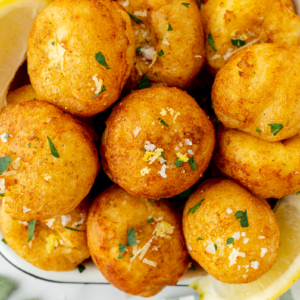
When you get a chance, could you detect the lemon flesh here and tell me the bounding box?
[191,194,300,300]
[0,0,51,108]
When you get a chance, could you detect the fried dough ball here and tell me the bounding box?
[119,0,205,89]
[1,85,37,114]
[0,100,99,221]
[212,44,300,142]
[87,184,188,297]
[100,86,215,199]
[182,178,280,284]
[27,0,135,117]
[215,126,300,199]
[0,199,90,271]
[201,0,300,74]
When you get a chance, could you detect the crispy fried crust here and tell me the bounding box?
[120,0,205,89]
[182,178,280,283]
[0,100,99,220]
[0,200,90,271]
[27,0,135,117]
[87,184,188,297]
[100,86,215,199]
[201,0,300,74]
[212,44,300,142]
[215,126,300,199]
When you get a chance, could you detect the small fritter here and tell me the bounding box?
[27,0,135,117]
[0,199,90,271]
[182,178,280,284]
[100,86,215,199]
[0,100,99,221]
[215,126,300,199]
[87,184,188,297]
[212,44,300,142]
[119,0,205,89]
[201,0,300,74]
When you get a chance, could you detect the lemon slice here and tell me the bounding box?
[190,194,300,300]
[0,0,51,109]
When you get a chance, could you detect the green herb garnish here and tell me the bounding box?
[51,41,55,46]
[181,2,190,7]
[27,143,31,148]
[28,220,37,242]
[92,85,106,98]
[94,52,111,69]
[138,74,151,89]
[141,148,146,152]
[128,12,142,24]
[137,47,143,55]
[63,226,85,232]
[34,136,39,140]
[256,127,262,133]
[296,192,300,195]
[0,155,11,175]
[147,218,154,223]
[154,72,158,77]
[0,194,5,197]
[78,264,85,273]
[159,119,169,127]
[234,210,249,228]
[157,49,164,57]
[178,188,192,198]
[188,157,197,171]
[226,238,234,245]
[145,38,149,45]
[4,133,9,140]
[187,199,204,215]
[47,136,60,158]
[268,123,283,136]
[2,238,7,244]
[127,228,137,246]
[196,237,203,241]
[208,33,217,52]
[174,158,183,167]
[150,198,162,203]
[214,244,217,251]
[168,23,173,31]
[161,151,167,165]
[231,39,246,48]
[188,265,196,271]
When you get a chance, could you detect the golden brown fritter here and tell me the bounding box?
[87,184,188,297]
[182,178,280,284]
[0,100,99,221]
[27,0,135,117]
[0,200,90,271]
[100,86,215,199]
[215,126,300,199]
[201,0,300,74]
[212,44,300,142]
[119,0,205,89]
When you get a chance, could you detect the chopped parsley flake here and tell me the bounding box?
[214,244,217,251]
[94,52,111,69]
[188,157,197,171]
[154,72,158,77]
[181,2,190,7]
[157,49,164,57]
[188,265,196,271]
[0,194,5,197]
[196,237,203,241]
[47,136,60,158]
[178,188,192,198]
[4,133,9,139]
[127,228,137,246]
[34,136,39,140]
[256,127,262,133]
[78,264,85,273]
[231,39,246,48]
[159,119,169,127]
[226,238,234,245]
[28,220,36,242]
[27,143,31,148]
[208,33,217,52]
[51,41,55,46]
[296,192,300,195]
[168,23,173,31]
[63,226,85,232]
[118,254,123,259]
[137,47,142,55]
[145,38,149,45]
[175,158,183,167]
[2,238,7,244]
[138,74,151,89]
[128,12,142,24]
[187,199,204,215]
[234,210,249,228]
[161,151,167,165]
[92,85,106,98]
[141,148,146,152]
[147,218,154,223]
[0,155,11,175]
[118,243,127,259]
[268,123,283,136]
[150,198,162,203]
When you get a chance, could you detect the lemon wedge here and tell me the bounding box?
[0,0,51,109]
[190,194,300,300]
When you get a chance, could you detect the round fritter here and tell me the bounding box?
[201,0,300,75]
[182,178,280,284]
[100,86,215,199]
[212,44,300,142]
[0,100,99,221]
[87,184,188,297]
[27,0,135,117]
[215,126,300,199]
[118,0,205,89]
[0,199,90,271]
[1,85,37,114]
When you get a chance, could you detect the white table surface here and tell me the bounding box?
[0,255,198,300]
